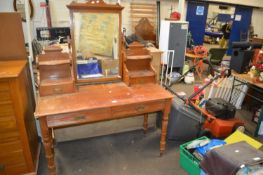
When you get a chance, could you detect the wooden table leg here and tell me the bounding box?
[143,114,148,134]
[39,117,56,175]
[160,100,172,156]
[194,57,203,79]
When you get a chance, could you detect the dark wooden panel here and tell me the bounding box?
[0,13,27,60]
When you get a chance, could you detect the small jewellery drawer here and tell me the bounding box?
[39,81,76,96]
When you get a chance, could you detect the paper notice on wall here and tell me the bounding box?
[235,15,242,21]
[196,6,204,16]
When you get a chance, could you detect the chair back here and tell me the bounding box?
[209,48,227,65]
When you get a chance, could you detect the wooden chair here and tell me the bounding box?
[135,17,157,46]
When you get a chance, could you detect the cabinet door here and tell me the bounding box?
[168,23,188,68]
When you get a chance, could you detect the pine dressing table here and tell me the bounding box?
[35,1,173,175]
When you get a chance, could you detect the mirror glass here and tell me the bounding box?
[73,12,120,80]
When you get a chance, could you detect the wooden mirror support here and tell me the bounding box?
[67,0,124,85]
[13,0,34,22]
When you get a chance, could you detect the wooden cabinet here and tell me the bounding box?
[0,60,39,175]
[37,46,76,96]
[147,47,162,83]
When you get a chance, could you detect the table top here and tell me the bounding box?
[35,83,173,118]
[0,60,27,78]
[232,72,263,89]
[185,52,207,59]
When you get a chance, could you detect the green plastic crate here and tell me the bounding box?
[179,136,209,175]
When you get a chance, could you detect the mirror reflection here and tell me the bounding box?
[73,12,120,80]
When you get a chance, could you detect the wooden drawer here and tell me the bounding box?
[0,91,11,104]
[0,82,9,92]
[47,108,111,128]
[0,141,23,157]
[39,80,76,96]
[0,117,18,134]
[0,116,20,143]
[0,163,28,175]
[0,131,20,143]
[0,104,14,118]
[0,150,26,166]
[112,100,164,117]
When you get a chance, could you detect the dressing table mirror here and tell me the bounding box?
[67,0,124,84]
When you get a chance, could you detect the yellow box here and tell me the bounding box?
[225,130,262,149]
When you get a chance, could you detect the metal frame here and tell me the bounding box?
[230,76,263,136]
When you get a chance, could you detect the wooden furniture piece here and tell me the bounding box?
[67,0,124,84]
[0,60,39,175]
[147,47,162,82]
[232,72,263,89]
[35,82,173,175]
[135,17,157,46]
[37,46,76,96]
[123,42,156,86]
[0,13,27,60]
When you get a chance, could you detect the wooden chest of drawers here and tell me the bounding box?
[0,60,39,175]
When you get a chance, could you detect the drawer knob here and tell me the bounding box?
[0,164,5,172]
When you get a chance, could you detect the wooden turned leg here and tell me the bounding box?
[49,128,55,155]
[160,100,172,156]
[143,114,148,134]
[39,117,56,175]
[197,59,203,79]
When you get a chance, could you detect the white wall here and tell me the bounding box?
[252,8,263,38]
[49,0,71,27]
[1,0,263,39]
[0,0,48,43]
[48,0,187,36]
